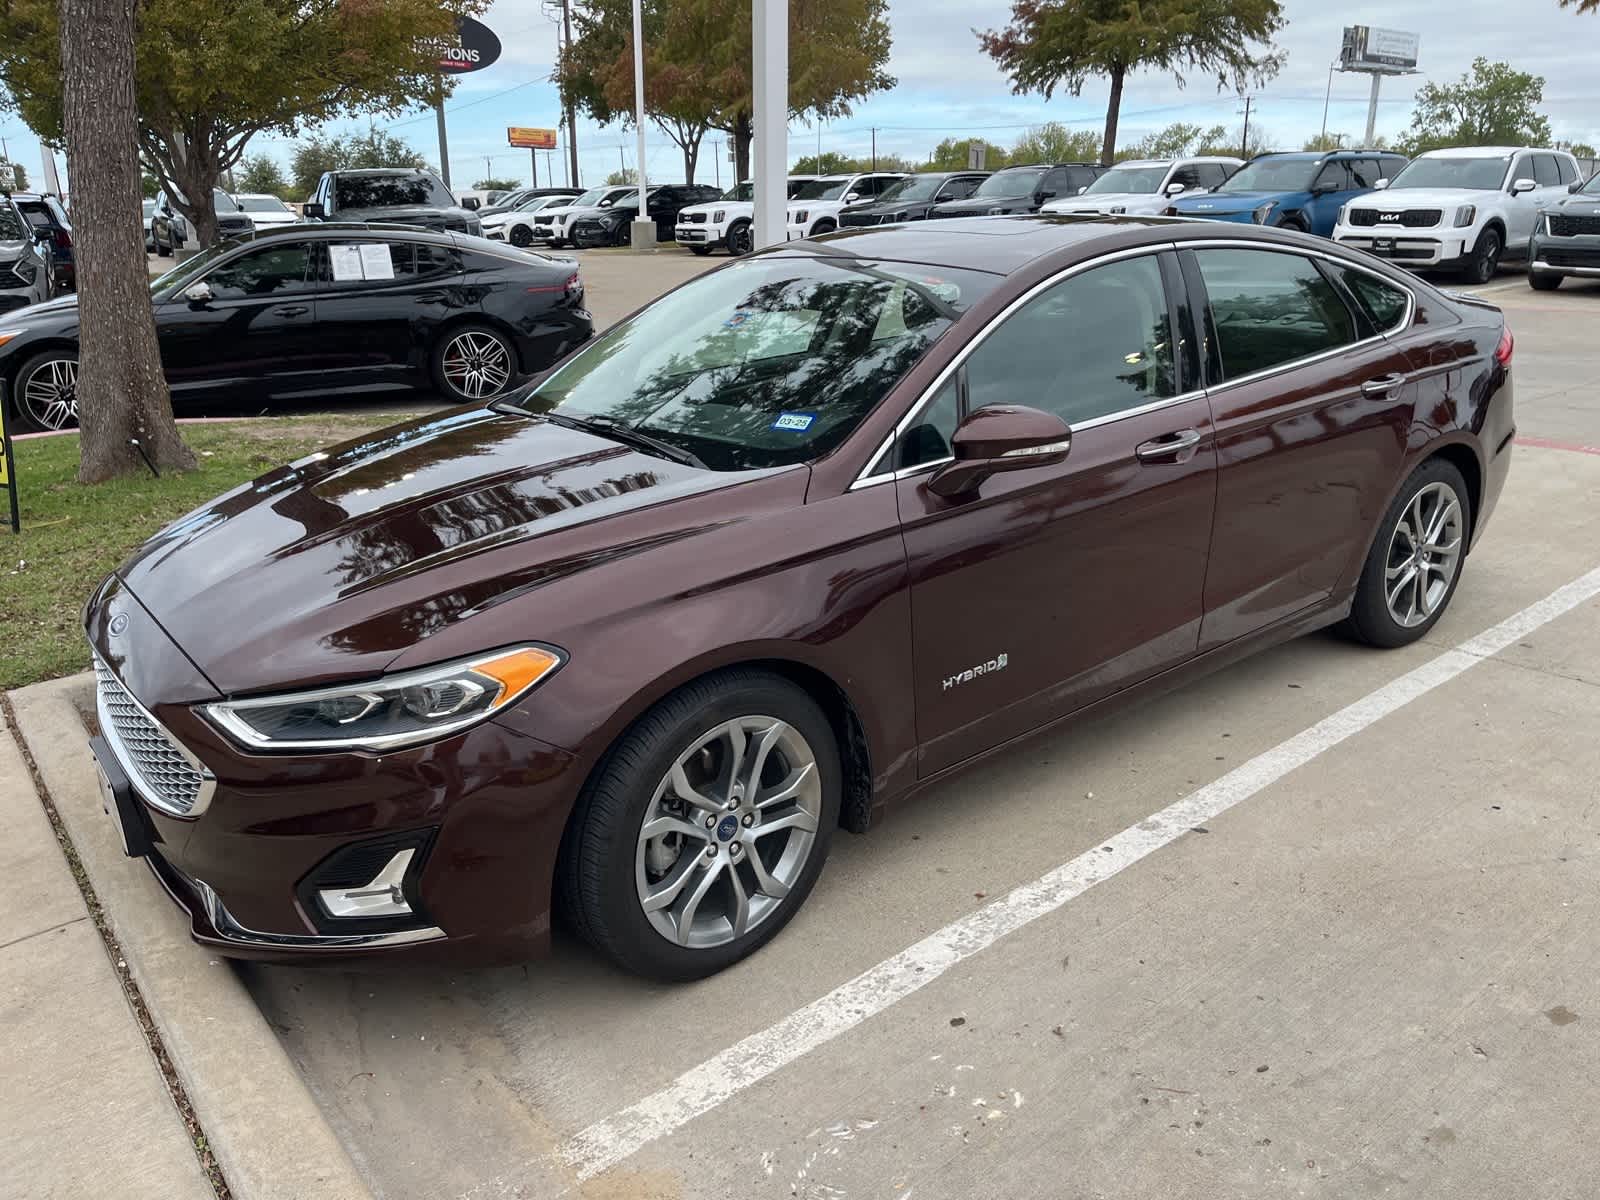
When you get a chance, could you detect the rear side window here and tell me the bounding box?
[938,177,983,201]
[205,242,312,298]
[1169,164,1203,189]
[1533,155,1561,187]
[1193,249,1357,380]
[1332,265,1410,332]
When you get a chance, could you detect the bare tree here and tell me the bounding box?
[60,0,194,481]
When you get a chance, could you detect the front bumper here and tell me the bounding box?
[1334,232,1467,266]
[674,224,723,245]
[86,575,582,964]
[1530,232,1600,277]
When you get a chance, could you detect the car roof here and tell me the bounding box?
[1417,145,1551,157]
[333,167,431,176]
[248,221,457,247]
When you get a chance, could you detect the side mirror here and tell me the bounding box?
[461,197,481,211]
[844,192,860,203]
[1511,178,1537,195]
[303,201,326,219]
[927,405,1071,499]
[1164,182,1187,196]
[1373,178,1391,190]
[1312,180,1340,195]
[1035,189,1057,202]
[1076,185,1089,195]
[1569,179,1585,193]
[182,281,213,305]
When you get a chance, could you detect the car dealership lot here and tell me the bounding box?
[227,272,1600,1199]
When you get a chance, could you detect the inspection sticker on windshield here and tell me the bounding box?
[772,412,815,432]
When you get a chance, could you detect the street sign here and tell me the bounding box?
[1339,26,1420,72]
[967,143,987,171]
[0,380,20,533]
[429,15,501,74]
[508,127,558,150]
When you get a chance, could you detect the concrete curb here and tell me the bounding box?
[9,674,374,1200]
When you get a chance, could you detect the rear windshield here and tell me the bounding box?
[336,173,452,209]
[237,196,291,213]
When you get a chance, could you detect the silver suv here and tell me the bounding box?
[0,193,51,315]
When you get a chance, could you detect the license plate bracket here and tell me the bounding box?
[1374,237,1396,254]
[88,735,153,858]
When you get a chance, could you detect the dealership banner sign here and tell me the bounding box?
[508,127,559,150]
[0,381,19,533]
[427,15,502,74]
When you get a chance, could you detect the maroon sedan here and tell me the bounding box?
[86,216,1514,979]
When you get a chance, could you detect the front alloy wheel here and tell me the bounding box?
[725,221,753,256]
[1464,229,1502,285]
[14,352,80,432]
[508,224,534,248]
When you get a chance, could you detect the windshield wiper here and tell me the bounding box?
[543,412,708,470]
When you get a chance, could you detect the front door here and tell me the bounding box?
[894,251,1217,776]
[156,239,317,398]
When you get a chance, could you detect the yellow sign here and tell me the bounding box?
[508,126,559,150]
[0,380,17,532]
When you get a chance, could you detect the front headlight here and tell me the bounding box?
[0,326,25,348]
[1454,206,1477,228]
[9,258,37,285]
[1252,202,1276,224]
[713,209,726,223]
[201,645,563,752]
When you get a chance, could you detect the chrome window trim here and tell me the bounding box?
[849,237,1419,492]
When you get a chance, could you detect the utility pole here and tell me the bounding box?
[1320,65,1335,145]
[530,148,538,186]
[561,0,579,190]
[871,127,877,172]
[434,75,451,188]
[1239,95,1252,159]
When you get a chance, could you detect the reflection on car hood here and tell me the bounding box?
[115,408,781,693]
[1543,193,1600,212]
[334,204,477,228]
[1042,193,1172,215]
[1348,187,1487,209]
[0,292,79,327]
[930,195,1031,214]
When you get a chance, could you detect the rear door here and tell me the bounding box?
[1185,244,1420,648]
[894,249,1217,775]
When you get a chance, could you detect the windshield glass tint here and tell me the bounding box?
[142,199,157,218]
[335,174,450,209]
[237,196,289,212]
[876,175,943,203]
[515,257,999,471]
[791,179,850,201]
[1389,157,1510,190]
[974,169,1042,199]
[1218,159,1320,192]
[1084,165,1168,195]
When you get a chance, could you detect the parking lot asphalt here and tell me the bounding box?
[232,267,1600,1200]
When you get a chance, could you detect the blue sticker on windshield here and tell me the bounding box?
[772,412,815,432]
[724,310,752,328]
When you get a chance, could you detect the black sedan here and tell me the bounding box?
[0,224,592,432]
[837,172,990,227]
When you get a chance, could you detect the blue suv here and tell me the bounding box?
[1166,150,1408,237]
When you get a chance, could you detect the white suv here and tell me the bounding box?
[674,178,818,257]
[787,173,906,239]
[525,185,638,248]
[1042,156,1242,216]
[1333,146,1582,283]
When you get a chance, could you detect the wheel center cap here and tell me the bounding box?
[715,815,739,842]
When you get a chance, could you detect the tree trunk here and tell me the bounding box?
[61,0,195,482]
[734,111,752,183]
[1101,64,1125,166]
[682,129,702,186]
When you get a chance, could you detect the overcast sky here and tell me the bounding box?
[8,1,1598,192]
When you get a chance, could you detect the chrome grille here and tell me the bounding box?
[94,656,211,817]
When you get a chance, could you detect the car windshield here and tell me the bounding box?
[791,178,851,201]
[1583,172,1600,195]
[335,173,451,209]
[212,189,242,213]
[237,196,290,213]
[875,175,945,203]
[724,183,753,201]
[148,240,237,296]
[1083,165,1169,195]
[1216,159,1320,193]
[1388,157,1510,191]
[974,169,1043,199]
[507,256,999,471]
[0,201,25,240]
[599,187,639,206]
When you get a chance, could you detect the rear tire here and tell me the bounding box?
[1528,269,1561,292]
[558,669,840,980]
[1338,458,1471,649]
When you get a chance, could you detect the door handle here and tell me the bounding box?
[271,305,309,317]
[1361,373,1406,397]
[1135,428,1202,463]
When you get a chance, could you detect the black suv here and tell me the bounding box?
[927,163,1106,219]
[838,172,991,227]
[305,169,483,236]
[568,184,722,247]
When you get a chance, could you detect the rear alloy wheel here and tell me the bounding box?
[1528,270,1561,292]
[1464,228,1502,285]
[559,670,840,979]
[1340,459,1470,648]
[433,326,515,403]
[13,351,81,433]
[508,224,534,248]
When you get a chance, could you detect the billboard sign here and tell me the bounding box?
[508,127,559,150]
[1340,26,1420,71]
[428,15,501,74]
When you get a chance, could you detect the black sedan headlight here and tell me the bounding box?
[202,645,563,752]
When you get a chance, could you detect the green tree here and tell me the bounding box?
[286,127,426,198]
[1559,0,1599,11]
[1559,141,1596,158]
[289,133,348,199]
[0,0,477,247]
[473,177,520,191]
[789,151,862,175]
[1198,122,1272,158]
[139,169,160,197]
[1114,122,1218,161]
[1301,132,1346,152]
[236,153,288,197]
[1009,121,1101,164]
[923,137,1008,171]
[605,167,639,186]
[1397,58,1552,156]
[0,157,25,189]
[978,0,1285,164]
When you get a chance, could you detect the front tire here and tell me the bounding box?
[812,218,837,235]
[559,669,841,980]
[1528,269,1561,292]
[1463,228,1502,285]
[431,324,516,403]
[12,350,81,433]
[1339,458,1471,648]
[689,244,712,256]
[508,224,534,248]
[725,220,753,257]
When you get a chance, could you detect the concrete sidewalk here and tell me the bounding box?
[0,702,214,1199]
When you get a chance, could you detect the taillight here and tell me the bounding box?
[1494,325,1513,367]
[52,228,72,252]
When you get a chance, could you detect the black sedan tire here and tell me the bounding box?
[558,668,840,980]
[431,324,517,403]
[11,349,81,433]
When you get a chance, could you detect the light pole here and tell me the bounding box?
[628,0,653,247]
[1320,63,1335,145]
[752,0,788,249]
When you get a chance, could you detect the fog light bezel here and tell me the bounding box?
[295,828,439,936]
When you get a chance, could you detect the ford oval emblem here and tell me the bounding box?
[108,613,129,636]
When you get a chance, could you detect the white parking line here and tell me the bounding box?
[557,566,1600,1183]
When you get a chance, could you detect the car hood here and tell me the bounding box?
[679,201,753,218]
[788,198,848,215]
[0,291,79,327]
[843,199,936,219]
[1544,192,1600,212]
[335,204,478,227]
[1347,187,1486,210]
[930,195,1033,215]
[114,407,791,694]
[1042,192,1170,214]
[1170,191,1287,216]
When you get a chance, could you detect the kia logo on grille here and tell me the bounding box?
[1378,212,1401,222]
